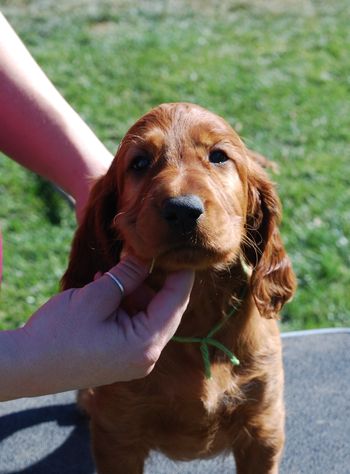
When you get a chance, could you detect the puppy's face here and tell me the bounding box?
[113,103,249,271]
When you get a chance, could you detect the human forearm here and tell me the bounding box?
[0,328,30,401]
[0,13,113,214]
[0,324,91,401]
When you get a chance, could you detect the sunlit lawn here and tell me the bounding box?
[1,0,349,330]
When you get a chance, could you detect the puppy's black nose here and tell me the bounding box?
[162,195,204,232]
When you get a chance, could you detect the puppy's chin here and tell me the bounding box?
[123,240,240,272]
[153,247,239,272]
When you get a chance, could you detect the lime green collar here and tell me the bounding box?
[172,286,247,379]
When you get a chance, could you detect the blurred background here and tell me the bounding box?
[0,0,349,331]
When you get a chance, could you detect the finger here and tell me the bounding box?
[83,256,150,316]
[94,271,103,281]
[106,256,150,296]
[134,269,194,345]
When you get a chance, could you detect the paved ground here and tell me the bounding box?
[0,330,349,474]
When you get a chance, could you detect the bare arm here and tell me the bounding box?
[0,12,113,218]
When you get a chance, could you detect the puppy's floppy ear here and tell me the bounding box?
[243,159,296,319]
[61,167,122,290]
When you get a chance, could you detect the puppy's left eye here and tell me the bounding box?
[209,150,229,164]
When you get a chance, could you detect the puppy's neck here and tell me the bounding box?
[192,263,248,306]
[148,260,249,338]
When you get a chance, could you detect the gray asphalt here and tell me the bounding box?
[0,331,349,474]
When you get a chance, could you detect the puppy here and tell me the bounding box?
[62,103,296,474]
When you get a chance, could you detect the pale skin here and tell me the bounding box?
[0,14,194,401]
[0,12,112,221]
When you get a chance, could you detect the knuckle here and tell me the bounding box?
[134,342,162,374]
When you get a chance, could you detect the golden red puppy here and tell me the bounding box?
[62,103,296,474]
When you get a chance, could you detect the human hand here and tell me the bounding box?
[12,257,194,397]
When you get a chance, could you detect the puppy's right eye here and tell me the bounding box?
[130,155,151,172]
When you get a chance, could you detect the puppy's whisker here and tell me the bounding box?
[149,257,156,274]
[241,234,262,268]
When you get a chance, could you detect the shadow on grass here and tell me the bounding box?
[33,176,71,226]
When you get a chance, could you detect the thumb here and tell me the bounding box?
[83,256,150,316]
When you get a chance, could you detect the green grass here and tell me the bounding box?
[1,0,349,331]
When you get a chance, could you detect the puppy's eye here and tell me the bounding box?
[209,150,229,164]
[130,155,151,171]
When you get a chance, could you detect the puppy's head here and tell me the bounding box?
[62,103,296,318]
[113,103,247,271]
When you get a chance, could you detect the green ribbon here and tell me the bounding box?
[171,287,246,379]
